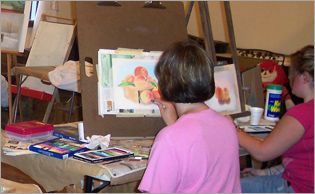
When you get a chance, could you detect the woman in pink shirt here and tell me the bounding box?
[138,41,241,193]
[238,45,314,193]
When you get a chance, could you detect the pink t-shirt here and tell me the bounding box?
[138,109,241,193]
[282,99,314,193]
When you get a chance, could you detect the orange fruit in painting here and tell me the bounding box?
[215,87,224,104]
[134,75,154,91]
[134,66,148,78]
[152,87,161,99]
[123,86,139,103]
[140,90,154,104]
[223,87,231,104]
[124,75,135,83]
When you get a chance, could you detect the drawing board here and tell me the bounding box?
[76,1,188,137]
[21,21,75,94]
[241,66,264,108]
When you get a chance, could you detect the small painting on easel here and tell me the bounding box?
[97,49,162,116]
[205,64,242,115]
[1,1,31,52]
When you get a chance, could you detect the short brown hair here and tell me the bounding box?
[155,40,215,103]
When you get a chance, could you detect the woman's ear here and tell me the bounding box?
[302,72,313,84]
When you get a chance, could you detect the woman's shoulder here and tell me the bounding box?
[285,99,314,129]
[287,99,314,114]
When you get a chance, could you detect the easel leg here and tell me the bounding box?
[43,88,58,123]
[84,176,110,193]
[68,91,76,122]
[6,54,13,124]
[84,176,93,193]
[13,73,27,123]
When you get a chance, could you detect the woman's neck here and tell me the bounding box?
[304,92,314,102]
[175,102,209,117]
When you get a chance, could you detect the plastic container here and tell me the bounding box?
[5,120,54,141]
[264,84,282,121]
[5,130,53,141]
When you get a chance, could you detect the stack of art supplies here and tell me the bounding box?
[4,120,54,141]
[3,121,90,159]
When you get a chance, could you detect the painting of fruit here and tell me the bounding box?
[98,50,162,115]
[205,64,242,115]
[215,86,231,105]
[118,66,160,104]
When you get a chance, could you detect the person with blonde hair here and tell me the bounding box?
[238,45,314,193]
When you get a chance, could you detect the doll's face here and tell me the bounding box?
[259,60,289,85]
[261,66,277,83]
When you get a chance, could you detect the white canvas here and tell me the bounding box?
[22,21,75,95]
[205,64,242,115]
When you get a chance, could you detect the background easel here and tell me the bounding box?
[1,50,23,124]
[11,14,76,124]
[186,1,247,117]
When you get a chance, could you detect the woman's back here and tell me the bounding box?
[282,99,314,193]
[139,108,241,193]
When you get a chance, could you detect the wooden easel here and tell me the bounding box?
[1,50,23,124]
[186,2,247,117]
[76,1,188,137]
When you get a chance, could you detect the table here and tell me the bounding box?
[1,125,153,192]
[1,122,255,192]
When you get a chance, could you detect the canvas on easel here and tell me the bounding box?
[98,49,162,116]
[205,64,242,115]
[1,1,31,52]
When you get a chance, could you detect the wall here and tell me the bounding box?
[26,1,314,55]
[186,1,314,55]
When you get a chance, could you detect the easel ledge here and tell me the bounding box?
[2,49,24,124]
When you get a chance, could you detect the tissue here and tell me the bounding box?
[85,134,111,149]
